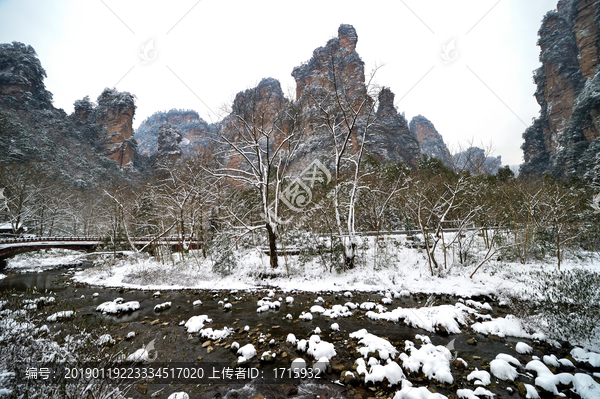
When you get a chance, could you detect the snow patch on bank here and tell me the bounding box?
[6,249,85,272]
[472,315,545,340]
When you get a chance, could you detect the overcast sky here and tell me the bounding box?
[0,0,558,166]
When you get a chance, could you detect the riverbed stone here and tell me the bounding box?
[202,340,211,347]
[136,384,148,394]
[332,363,345,373]
[453,358,467,369]
[150,319,160,325]
[516,382,527,397]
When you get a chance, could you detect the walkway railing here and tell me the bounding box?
[0,236,200,245]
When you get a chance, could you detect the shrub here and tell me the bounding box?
[208,233,237,276]
[511,268,600,346]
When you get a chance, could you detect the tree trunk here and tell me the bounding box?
[344,241,356,270]
[265,222,279,269]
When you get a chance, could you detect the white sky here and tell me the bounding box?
[0,0,558,165]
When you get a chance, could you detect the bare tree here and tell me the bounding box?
[498,178,543,264]
[302,55,382,269]
[0,163,48,235]
[538,176,585,269]
[214,79,304,269]
[405,173,475,275]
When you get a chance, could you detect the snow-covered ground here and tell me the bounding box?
[71,234,600,300]
[5,248,85,272]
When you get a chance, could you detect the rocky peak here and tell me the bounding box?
[135,109,216,157]
[453,146,502,175]
[291,24,366,105]
[369,87,420,166]
[288,25,420,167]
[409,115,452,166]
[232,77,285,119]
[338,24,358,51]
[73,95,95,124]
[0,41,143,187]
[376,87,396,117]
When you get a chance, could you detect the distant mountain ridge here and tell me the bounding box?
[1,23,514,184]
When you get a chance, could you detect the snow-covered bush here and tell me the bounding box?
[208,233,237,276]
[512,268,600,345]
[0,292,130,398]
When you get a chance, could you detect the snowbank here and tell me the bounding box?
[367,303,470,333]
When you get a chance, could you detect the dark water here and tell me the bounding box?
[0,264,591,399]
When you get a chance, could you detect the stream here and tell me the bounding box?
[0,262,596,399]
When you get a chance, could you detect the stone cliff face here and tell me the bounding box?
[574,0,600,80]
[157,123,183,161]
[141,25,424,170]
[95,88,136,168]
[369,88,420,165]
[0,42,53,109]
[219,77,290,173]
[409,115,452,166]
[135,109,216,157]
[521,0,600,179]
[71,89,137,169]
